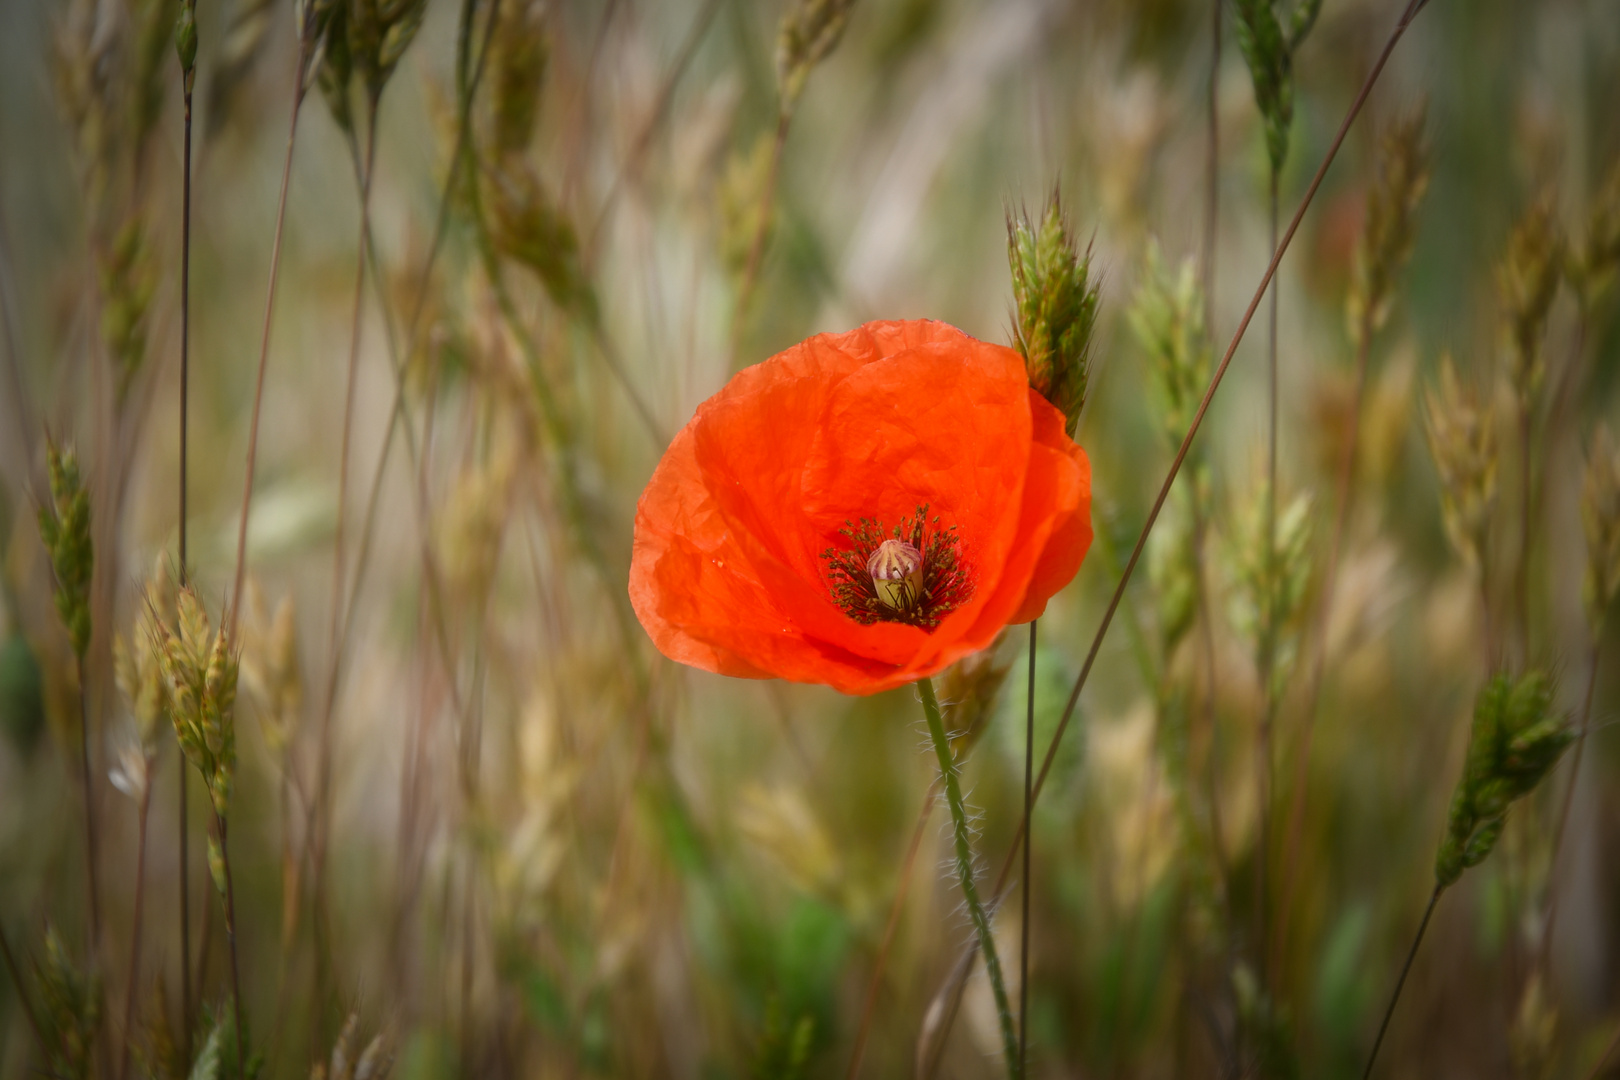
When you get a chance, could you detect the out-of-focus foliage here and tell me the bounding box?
[2,1,1619,1078]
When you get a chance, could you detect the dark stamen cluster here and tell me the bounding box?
[822,504,972,628]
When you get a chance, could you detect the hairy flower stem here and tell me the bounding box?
[118,785,151,1080]
[918,677,1021,1080]
[919,7,1429,1058]
[178,65,195,1063]
[844,783,939,1080]
[1274,307,1375,969]
[1020,620,1036,1072]
[215,812,247,1080]
[1362,885,1441,1079]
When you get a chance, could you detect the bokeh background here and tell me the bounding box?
[1,0,1619,1076]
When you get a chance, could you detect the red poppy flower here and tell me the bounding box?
[630,319,1093,695]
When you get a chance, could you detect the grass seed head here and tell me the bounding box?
[1581,424,1620,635]
[1008,189,1100,436]
[1499,193,1563,407]
[1348,107,1431,341]
[1128,240,1210,450]
[1422,354,1498,571]
[38,441,94,659]
[1435,671,1572,888]
[776,0,858,114]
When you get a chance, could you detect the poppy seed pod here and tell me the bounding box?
[630,319,1093,695]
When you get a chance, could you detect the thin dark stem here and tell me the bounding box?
[179,93,192,585]
[75,656,101,965]
[1275,310,1375,968]
[178,755,191,1064]
[311,95,380,1045]
[178,72,195,1069]
[922,9,1428,1050]
[1020,619,1036,1072]
[1030,0,1428,858]
[1203,0,1220,338]
[0,191,33,475]
[584,0,724,260]
[1255,166,1281,987]
[1197,0,1226,900]
[844,784,939,1080]
[1191,486,1230,894]
[1517,403,1533,664]
[919,677,1021,1080]
[1538,641,1599,973]
[118,785,152,1080]
[229,63,310,633]
[1362,885,1442,1080]
[730,109,791,359]
[0,923,48,1058]
[215,812,246,1080]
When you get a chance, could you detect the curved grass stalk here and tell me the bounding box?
[916,3,1431,1062]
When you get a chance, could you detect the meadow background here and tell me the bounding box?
[1,0,1619,1076]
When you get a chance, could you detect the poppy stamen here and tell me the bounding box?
[822,504,972,629]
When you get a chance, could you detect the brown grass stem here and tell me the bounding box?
[74,656,102,968]
[214,811,247,1080]
[0,923,48,1059]
[1256,165,1282,988]
[1191,489,1231,895]
[1516,401,1534,663]
[844,781,939,1080]
[228,51,314,633]
[730,109,791,359]
[0,197,32,475]
[117,783,152,1080]
[1203,0,1220,338]
[178,63,196,1065]
[310,95,381,1043]
[919,2,1428,1051]
[584,0,723,261]
[1361,884,1441,1080]
[1537,640,1599,975]
[1020,618,1036,1073]
[1274,308,1375,974]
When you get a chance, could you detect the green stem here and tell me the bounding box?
[215,810,246,1080]
[1362,884,1441,1079]
[918,676,1020,1079]
[1020,621,1035,1072]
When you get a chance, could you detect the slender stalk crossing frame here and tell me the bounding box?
[915,4,1431,1062]
[1020,620,1036,1071]
[177,57,196,1062]
[75,655,102,964]
[1361,885,1441,1079]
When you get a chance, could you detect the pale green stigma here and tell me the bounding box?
[867,538,923,612]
